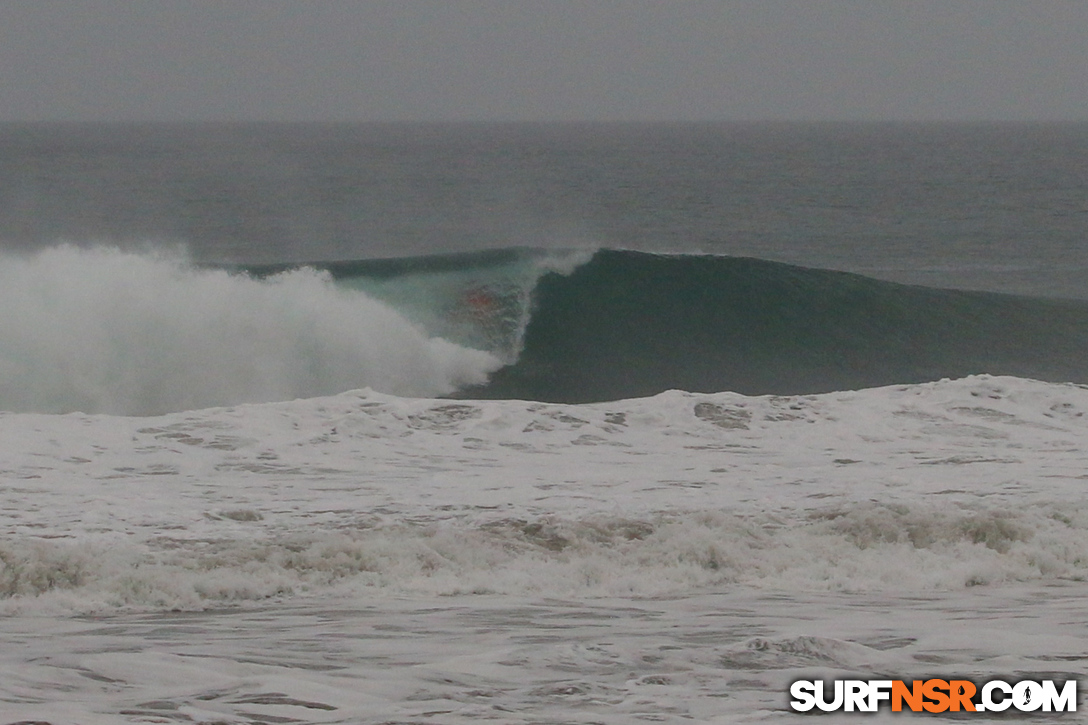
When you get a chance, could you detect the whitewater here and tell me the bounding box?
[4,364,1088,721]
[0,246,504,415]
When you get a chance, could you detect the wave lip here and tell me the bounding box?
[0,245,501,415]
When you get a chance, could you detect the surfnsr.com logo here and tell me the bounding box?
[789,679,1077,713]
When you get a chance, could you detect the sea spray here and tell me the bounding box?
[0,246,501,414]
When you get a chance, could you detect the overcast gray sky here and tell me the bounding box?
[1,0,1085,122]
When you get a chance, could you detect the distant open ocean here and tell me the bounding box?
[1,123,1087,723]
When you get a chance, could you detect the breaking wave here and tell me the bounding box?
[245,247,1088,403]
[5,244,1088,414]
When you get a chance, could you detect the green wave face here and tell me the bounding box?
[461,250,1088,403]
[242,248,1088,403]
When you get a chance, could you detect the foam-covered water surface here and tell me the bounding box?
[4,375,1088,609]
[5,584,1088,724]
[2,376,1088,720]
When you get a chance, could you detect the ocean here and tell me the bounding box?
[1,122,1087,723]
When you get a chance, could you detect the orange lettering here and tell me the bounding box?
[892,680,924,712]
[948,680,977,712]
[922,679,950,713]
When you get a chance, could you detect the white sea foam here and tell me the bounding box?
[2,374,1088,615]
[4,375,1088,722]
[0,246,501,414]
[3,502,1085,616]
